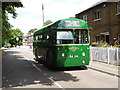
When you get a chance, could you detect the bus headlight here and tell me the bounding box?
[62,53,65,57]
[82,60,85,64]
[82,52,86,56]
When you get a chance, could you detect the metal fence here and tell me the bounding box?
[90,47,120,66]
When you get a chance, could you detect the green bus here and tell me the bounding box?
[33,18,91,67]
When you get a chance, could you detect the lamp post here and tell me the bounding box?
[42,3,44,26]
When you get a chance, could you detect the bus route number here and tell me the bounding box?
[66,20,80,27]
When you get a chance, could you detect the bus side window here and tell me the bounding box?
[49,30,55,44]
[34,35,36,41]
[40,35,42,40]
[38,35,40,40]
[47,35,49,39]
[41,35,44,40]
[36,36,38,40]
[44,33,47,40]
[47,31,51,41]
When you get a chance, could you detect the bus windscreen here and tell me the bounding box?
[57,31,73,44]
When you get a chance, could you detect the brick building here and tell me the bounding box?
[76,0,120,45]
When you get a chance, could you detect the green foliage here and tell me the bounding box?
[5,42,11,47]
[91,41,120,48]
[2,2,23,46]
[43,20,53,26]
[112,45,120,48]
[28,28,37,34]
[91,41,110,47]
[91,42,99,46]
[11,28,24,38]
[9,28,24,47]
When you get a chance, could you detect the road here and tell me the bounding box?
[2,47,118,89]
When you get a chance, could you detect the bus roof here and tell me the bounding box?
[34,18,90,34]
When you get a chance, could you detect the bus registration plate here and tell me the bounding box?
[70,55,78,58]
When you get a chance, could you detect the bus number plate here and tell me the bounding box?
[70,55,78,58]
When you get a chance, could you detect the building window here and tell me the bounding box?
[117,2,120,14]
[96,35,101,42]
[118,34,120,43]
[83,15,87,22]
[93,10,101,21]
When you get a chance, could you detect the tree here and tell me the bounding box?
[2,2,23,46]
[43,20,53,26]
[9,28,24,47]
[28,28,37,34]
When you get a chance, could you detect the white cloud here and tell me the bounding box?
[9,0,100,34]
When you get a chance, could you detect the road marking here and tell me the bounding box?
[32,63,65,90]
[32,62,65,90]
[32,63,42,72]
[25,57,42,72]
[49,78,66,90]
[24,57,65,90]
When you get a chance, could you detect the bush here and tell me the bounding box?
[91,41,110,47]
[91,41,120,48]
[91,42,99,46]
[112,45,120,48]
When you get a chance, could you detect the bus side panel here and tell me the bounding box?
[46,46,57,67]
[56,45,90,67]
[33,42,47,62]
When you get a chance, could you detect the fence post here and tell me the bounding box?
[116,48,119,66]
[90,46,92,61]
[107,47,110,64]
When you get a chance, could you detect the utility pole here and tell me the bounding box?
[42,3,44,26]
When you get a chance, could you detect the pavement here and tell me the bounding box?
[88,60,120,77]
[1,46,120,77]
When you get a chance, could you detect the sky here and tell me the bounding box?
[8,0,101,34]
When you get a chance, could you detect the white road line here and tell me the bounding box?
[25,57,65,90]
[49,78,66,90]
[32,63,42,72]
[25,57,42,72]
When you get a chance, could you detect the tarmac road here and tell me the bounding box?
[2,47,118,89]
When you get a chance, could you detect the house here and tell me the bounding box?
[75,0,120,45]
[22,33,33,46]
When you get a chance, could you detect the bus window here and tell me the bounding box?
[38,35,40,40]
[36,36,38,40]
[47,35,49,39]
[74,29,89,44]
[57,31,73,44]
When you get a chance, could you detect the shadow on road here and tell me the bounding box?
[46,66,88,71]
[2,48,83,88]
